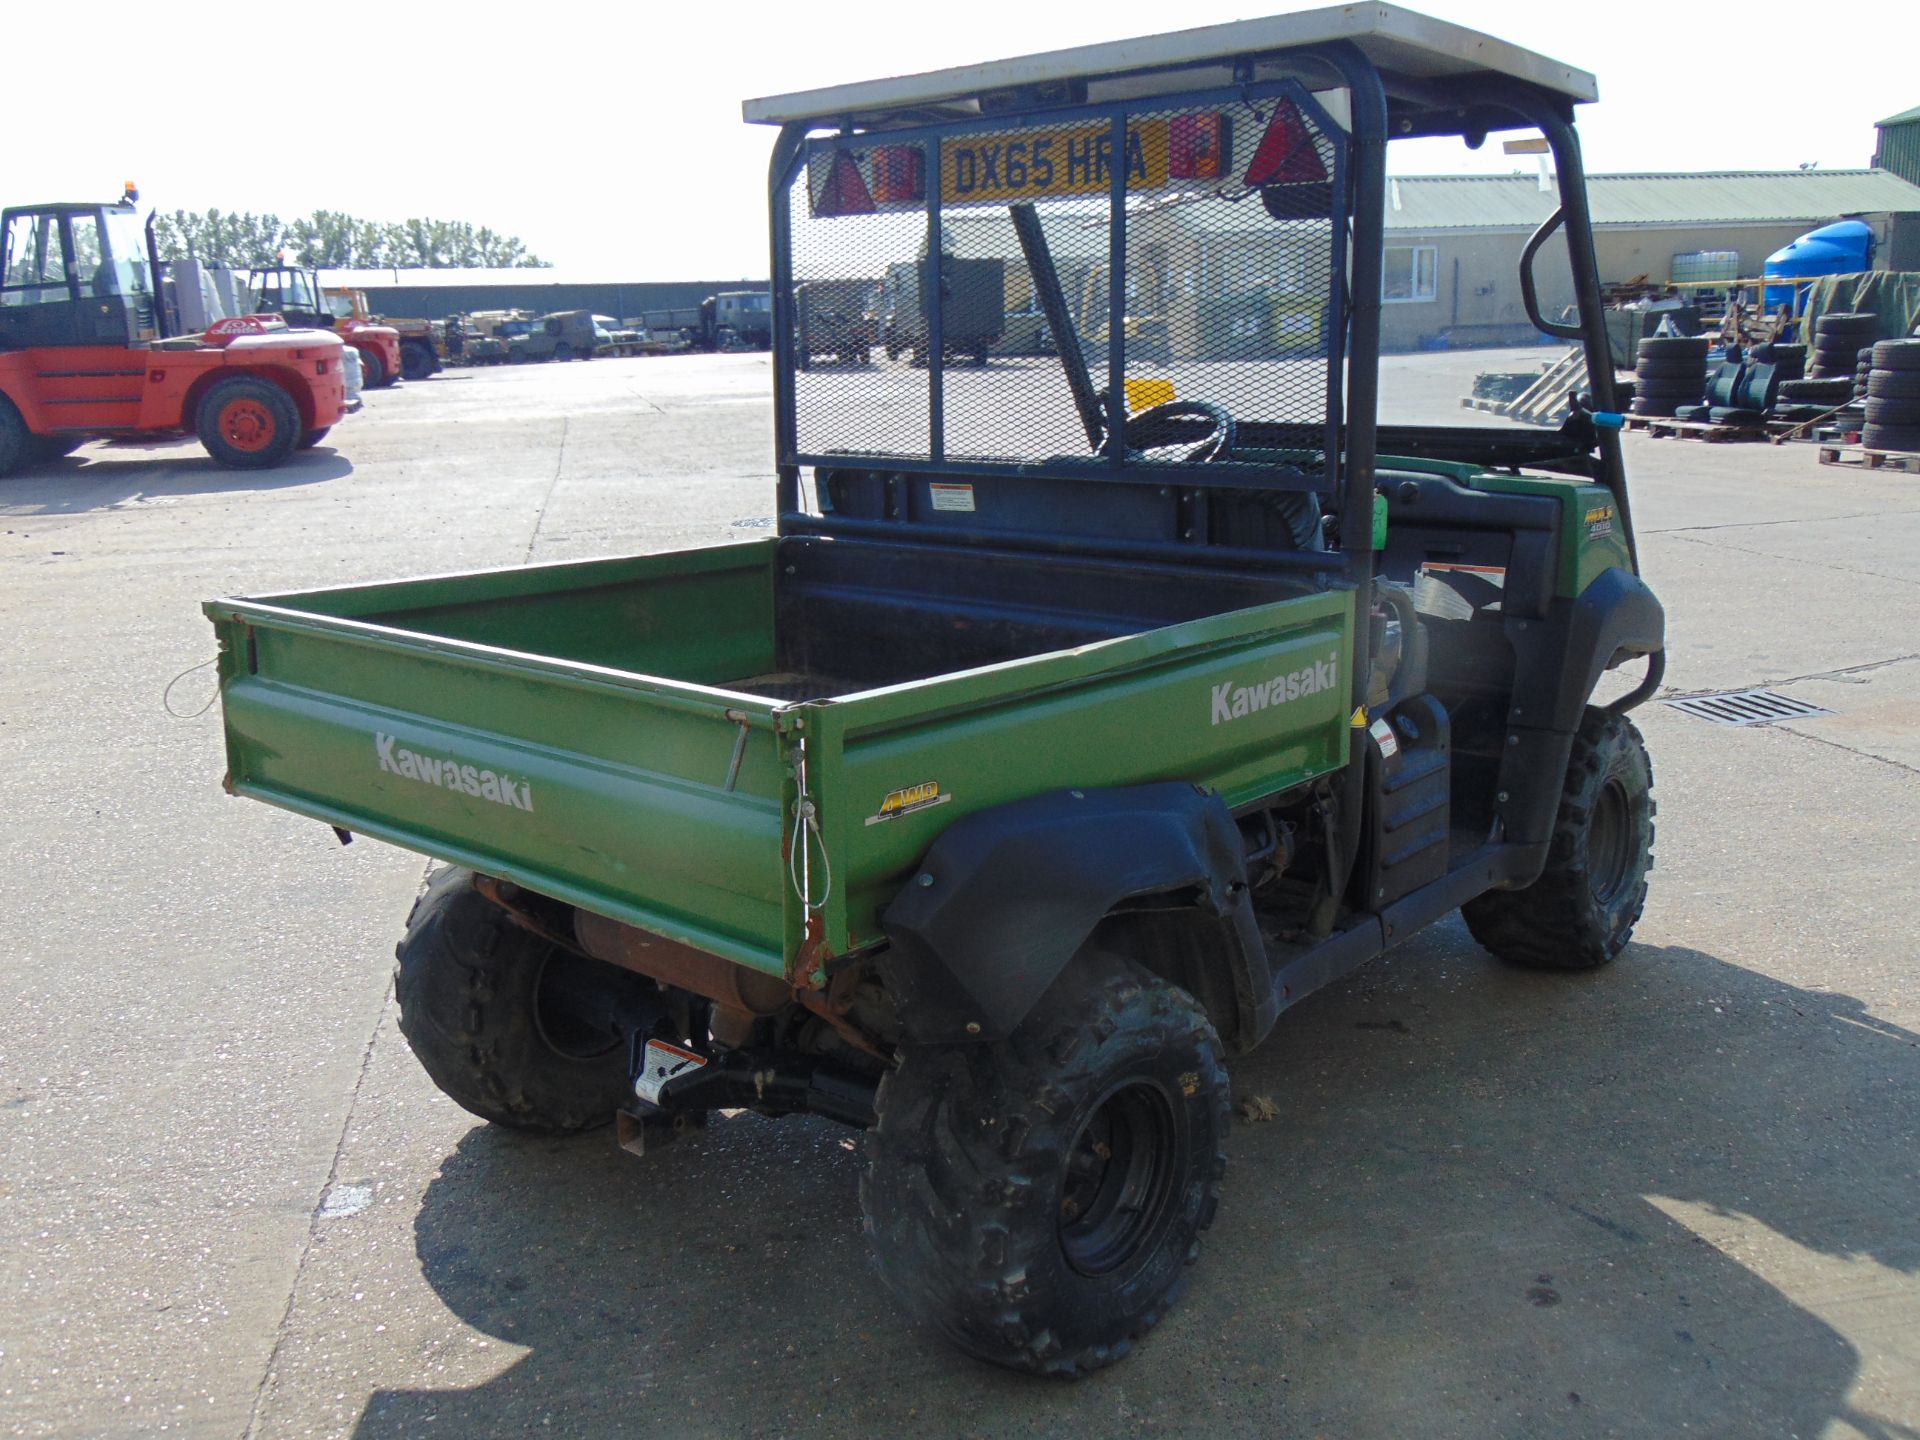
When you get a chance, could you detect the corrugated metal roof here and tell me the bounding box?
[1383,169,1920,231]
[1878,106,1920,128]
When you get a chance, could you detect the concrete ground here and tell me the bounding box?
[2,351,1916,1440]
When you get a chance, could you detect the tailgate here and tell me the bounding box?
[205,595,795,977]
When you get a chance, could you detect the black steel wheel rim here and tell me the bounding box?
[1588,777,1633,905]
[1058,1080,1178,1277]
[531,950,624,1060]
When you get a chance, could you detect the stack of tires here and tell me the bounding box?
[1630,336,1711,418]
[1753,341,1805,382]
[1780,312,1877,410]
[1809,312,1879,377]
[1864,339,1920,454]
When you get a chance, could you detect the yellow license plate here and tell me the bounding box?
[941,120,1171,206]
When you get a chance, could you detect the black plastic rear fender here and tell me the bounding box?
[878,783,1270,1048]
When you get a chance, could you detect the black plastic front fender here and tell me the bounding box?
[878,782,1270,1048]
[1498,566,1665,857]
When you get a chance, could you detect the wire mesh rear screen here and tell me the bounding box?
[783,80,1347,481]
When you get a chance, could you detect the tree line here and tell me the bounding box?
[152,209,551,269]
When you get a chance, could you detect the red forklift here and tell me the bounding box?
[247,265,403,389]
[0,187,349,478]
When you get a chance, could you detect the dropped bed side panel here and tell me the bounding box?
[814,589,1355,954]
[207,609,795,976]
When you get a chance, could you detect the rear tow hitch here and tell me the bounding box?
[616,1039,879,1155]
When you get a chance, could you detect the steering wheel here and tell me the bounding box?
[1124,399,1235,462]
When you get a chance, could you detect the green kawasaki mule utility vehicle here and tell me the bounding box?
[206,5,1662,1376]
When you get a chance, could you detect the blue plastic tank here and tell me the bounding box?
[1764,220,1873,307]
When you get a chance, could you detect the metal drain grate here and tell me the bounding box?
[1664,689,1833,727]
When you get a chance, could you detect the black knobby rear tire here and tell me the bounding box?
[1462,710,1655,970]
[400,341,436,382]
[861,955,1229,1377]
[394,866,635,1134]
[298,426,331,450]
[196,376,301,470]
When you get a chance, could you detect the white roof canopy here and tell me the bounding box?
[743,3,1596,127]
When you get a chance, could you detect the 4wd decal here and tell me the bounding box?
[1210,655,1339,726]
[865,780,950,826]
[375,733,533,812]
[1584,504,1615,540]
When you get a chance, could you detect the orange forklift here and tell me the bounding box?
[248,265,403,389]
[0,187,349,478]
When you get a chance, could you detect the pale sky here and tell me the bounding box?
[16,0,1914,279]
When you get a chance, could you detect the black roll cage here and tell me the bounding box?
[761,40,1634,600]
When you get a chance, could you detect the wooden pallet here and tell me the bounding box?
[1818,445,1920,474]
[1460,348,1588,427]
[1643,418,1766,442]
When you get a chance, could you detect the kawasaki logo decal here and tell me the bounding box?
[1210,656,1339,726]
[375,733,533,811]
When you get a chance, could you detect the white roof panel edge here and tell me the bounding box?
[743,3,1596,125]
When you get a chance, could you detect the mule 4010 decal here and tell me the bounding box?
[865,781,949,826]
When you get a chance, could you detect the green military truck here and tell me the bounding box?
[879,255,1005,365]
[205,6,1661,1377]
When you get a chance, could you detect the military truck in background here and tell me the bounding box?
[463,310,536,365]
[704,291,773,350]
[795,279,879,367]
[508,310,609,363]
[638,292,774,352]
[879,256,1005,365]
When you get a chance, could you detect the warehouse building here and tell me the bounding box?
[320,271,758,325]
[1875,106,1920,186]
[336,166,1920,355]
[1366,167,1920,349]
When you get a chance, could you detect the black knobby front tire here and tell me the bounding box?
[360,345,388,389]
[394,866,633,1134]
[196,376,301,470]
[1463,709,1655,970]
[298,426,331,450]
[861,956,1229,1377]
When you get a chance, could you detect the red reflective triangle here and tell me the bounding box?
[1243,100,1328,186]
[817,150,876,216]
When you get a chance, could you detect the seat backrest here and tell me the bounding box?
[1735,361,1778,411]
[1706,361,1745,408]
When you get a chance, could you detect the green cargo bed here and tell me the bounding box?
[207,536,1354,979]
